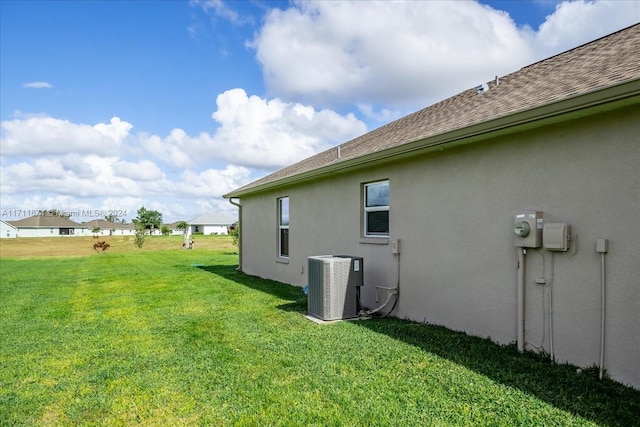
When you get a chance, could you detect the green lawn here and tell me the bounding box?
[1,249,639,426]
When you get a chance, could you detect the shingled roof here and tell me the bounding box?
[9,215,81,228]
[188,212,237,225]
[225,24,640,198]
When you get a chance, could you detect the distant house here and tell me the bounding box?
[8,215,83,237]
[82,219,136,236]
[224,25,640,389]
[0,220,18,238]
[188,212,236,235]
[163,222,188,236]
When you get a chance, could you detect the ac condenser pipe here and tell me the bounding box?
[364,253,400,317]
[517,248,526,353]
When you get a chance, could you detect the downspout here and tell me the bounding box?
[517,247,526,352]
[228,197,242,272]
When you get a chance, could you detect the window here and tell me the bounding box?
[364,180,389,237]
[278,197,289,258]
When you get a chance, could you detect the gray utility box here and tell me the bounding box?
[514,211,543,248]
[307,255,360,321]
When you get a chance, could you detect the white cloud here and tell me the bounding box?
[0,89,363,221]
[209,88,367,168]
[252,1,533,107]
[22,81,52,89]
[112,160,165,181]
[179,165,251,197]
[191,0,253,25]
[532,1,639,54]
[0,154,170,198]
[0,116,133,157]
[251,0,638,108]
[138,89,366,171]
[139,130,199,170]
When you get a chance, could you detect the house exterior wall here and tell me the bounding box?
[239,105,639,389]
[13,227,88,237]
[0,221,18,238]
[191,225,229,235]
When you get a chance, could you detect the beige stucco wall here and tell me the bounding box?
[238,104,639,389]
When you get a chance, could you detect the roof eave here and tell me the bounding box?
[224,78,640,199]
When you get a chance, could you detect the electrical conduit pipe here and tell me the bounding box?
[599,248,607,380]
[517,247,526,353]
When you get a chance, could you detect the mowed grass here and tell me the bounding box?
[1,237,639,426]
[0,234,234,258]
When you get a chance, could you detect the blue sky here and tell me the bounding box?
[1,0,638,223]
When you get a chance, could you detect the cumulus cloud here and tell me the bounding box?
[0,89,362,220]
[22,81,52,89]
[209,88,366,168]
[252,1,533,107]
[0,116,133,157]
[112,160,165,181]
[251,0,638,107]
[139,89,366,170]
[1,154,167,198]
[179,165,252,197]
[532,1,639,54]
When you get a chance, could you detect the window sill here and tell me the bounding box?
[276,257,290,264]
[359,237,389,245]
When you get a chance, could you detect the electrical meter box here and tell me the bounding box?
[514,211,543,248]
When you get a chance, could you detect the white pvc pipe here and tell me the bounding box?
[517,248,525,352]
[599,252,606,380]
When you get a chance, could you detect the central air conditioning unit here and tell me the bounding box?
[308,255,359,321]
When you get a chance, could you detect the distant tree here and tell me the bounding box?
[45,209,71,218]
[91,226,101,238]
[133,223,146,248]
[132,206,162,235]
[176,221,189,234]
[229,222,239,247]
[160,225,171,236]
[176,220,189,247]
[104,213,120,223]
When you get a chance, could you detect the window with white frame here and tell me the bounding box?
[278,197,289,257]
[364,180,389,237]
